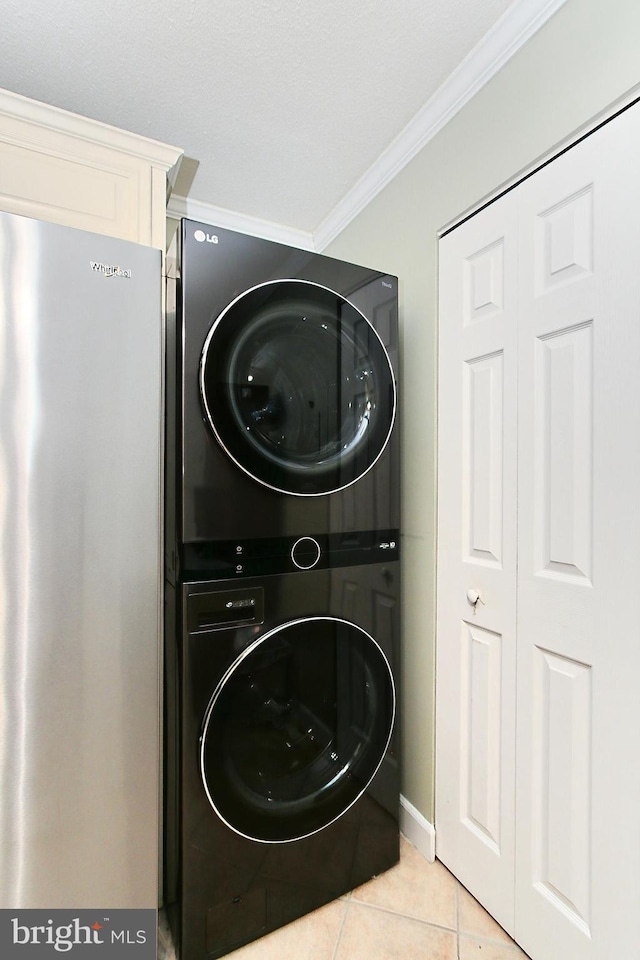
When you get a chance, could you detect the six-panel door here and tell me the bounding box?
[436,102,640,960]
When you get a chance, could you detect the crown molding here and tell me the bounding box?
[313,0,568,251]
[0,87,183,174]
[167,194,315,250]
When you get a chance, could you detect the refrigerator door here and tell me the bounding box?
[0,212,161,908]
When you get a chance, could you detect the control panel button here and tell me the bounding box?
[291,537,321,570]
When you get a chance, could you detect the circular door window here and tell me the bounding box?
[200,617,395,843]
[199,280,396,496]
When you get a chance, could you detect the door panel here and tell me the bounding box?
[437,102,640,960]
[529,648,592,929]
[436,193,518,931]
[533,322,593,582]
[464,351,505,566]
[515,104,640,960]
[460,621,503,850]
[199,617,395,843]
[199,280,396,496]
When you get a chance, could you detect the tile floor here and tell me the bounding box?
[159,836,532,960]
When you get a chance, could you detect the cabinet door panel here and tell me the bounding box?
[0,90,182,247]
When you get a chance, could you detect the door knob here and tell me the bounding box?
[466,589,485,612]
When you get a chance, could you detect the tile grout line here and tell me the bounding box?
[453,884,529,957]
[346,889,527,957]
[347,897,458,935]
[458,930,527,954]
[330,897,351,960]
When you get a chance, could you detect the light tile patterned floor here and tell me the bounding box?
[158,836,532,960]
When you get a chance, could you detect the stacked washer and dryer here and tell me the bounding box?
[164,220,401,960]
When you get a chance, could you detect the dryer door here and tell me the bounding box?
[200,616,395,842]
[199,280,396,496]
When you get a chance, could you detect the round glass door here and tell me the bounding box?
[200,617,395,843]
[199,280,396,496]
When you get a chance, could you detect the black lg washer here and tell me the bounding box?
[165,220,399,582]
[164,560,400,960]
[163,223,401,959]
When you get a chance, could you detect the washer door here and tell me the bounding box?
[199,280,396,496]
[200,617,395,843]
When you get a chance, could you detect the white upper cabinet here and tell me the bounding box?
[0,88,182,248]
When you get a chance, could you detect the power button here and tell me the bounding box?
[291,537,321,570]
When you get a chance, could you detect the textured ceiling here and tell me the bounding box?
[1,0,515,233]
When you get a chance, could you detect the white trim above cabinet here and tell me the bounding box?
[0,88,182,249]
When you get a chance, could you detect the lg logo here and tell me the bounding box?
[194,230,219,244]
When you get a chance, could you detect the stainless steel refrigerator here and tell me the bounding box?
[0,211,161,908]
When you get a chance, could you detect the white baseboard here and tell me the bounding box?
[400,795,436,863]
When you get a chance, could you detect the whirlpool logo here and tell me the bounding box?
[89,262,132,279]
[1,909,155,957]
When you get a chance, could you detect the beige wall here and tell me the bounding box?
[324,0,640,823]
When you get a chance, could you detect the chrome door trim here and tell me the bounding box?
[198,279,397,497]
[199,615,396,843]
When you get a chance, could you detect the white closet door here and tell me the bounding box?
[435,193,519,931]
[514,104,640,960]
[437,101,640,960]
